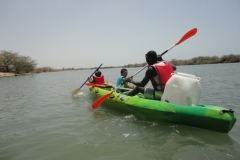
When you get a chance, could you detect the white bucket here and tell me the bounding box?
[161,72,201,106]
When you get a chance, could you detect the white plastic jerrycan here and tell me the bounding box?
[161,72,201,106]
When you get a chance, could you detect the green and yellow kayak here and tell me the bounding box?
[87,83,236,133]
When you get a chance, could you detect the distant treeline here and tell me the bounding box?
[1,50,239,74]
[171,54,240,66]
[123,54,240,68]
[28,54,240,72]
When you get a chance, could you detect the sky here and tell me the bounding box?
[1,0,240,69]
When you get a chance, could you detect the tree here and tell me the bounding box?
[0,50,18,72]
[0,55,3,71]
[42,67,53,72]
[170,59,178,66]
[220,54,239,63]
[13,56,37,73]
[0,50,37,73]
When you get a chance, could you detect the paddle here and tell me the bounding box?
[92,65,148,109]
[72,63,103,95]
[160,28,197,57]
[105,80,111,86]
[92,28,198,109]
[105,80,126,94]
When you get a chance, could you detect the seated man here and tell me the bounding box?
[127,50,176,100]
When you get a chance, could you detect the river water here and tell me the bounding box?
[0,63,240,160]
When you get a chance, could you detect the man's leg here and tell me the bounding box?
[127,86,144,96]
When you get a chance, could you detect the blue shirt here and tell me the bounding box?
[116,76,124,87]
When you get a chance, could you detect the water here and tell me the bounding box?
[0,63,240,160]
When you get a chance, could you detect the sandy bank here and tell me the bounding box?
[0,72,15,77]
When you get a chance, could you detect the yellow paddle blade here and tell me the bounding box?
[72,88,80,95]
[105,80,111,86]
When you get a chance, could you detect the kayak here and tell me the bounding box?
[86,73,236,133]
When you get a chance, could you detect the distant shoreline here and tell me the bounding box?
[1,62,239,77]
[0,72,34,78]
[0,72,15,77]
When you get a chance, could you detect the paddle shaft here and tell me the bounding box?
[160,44,176,57]
[130,64,148,78]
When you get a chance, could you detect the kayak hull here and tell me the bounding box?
[87,85,236,133]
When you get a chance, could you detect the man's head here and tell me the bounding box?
[95,71,101,77]
[120,68,128,77]
[145,50,157,65]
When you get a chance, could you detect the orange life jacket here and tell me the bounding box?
[150,61,174,91]
[93,75,105,85]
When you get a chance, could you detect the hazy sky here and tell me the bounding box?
[1,0,240,69]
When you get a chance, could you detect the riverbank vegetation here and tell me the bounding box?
[0,50,36,74]
[124,54,240,68]
[1,50,239,74]
[170,54,240,66]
